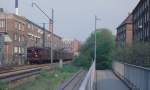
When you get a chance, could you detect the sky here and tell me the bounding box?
[0,0,139,41]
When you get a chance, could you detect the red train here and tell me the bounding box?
[27,47,73,64]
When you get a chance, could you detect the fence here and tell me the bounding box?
[79,60,96,90]
[112,61,150,90]
[0,34,4,66]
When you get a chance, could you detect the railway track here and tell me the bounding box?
[0,64,48,74]
[0,64,56,81]
[0,64,52,89]
[0,61,72,89]
[59,70,86,90]
[0,61,71,75]
[0,65,48,82]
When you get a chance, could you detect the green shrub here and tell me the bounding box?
[73,28,115,70]
[111,42,150,67]
[0,81,8,90]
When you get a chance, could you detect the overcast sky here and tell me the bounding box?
[0,0,139,41]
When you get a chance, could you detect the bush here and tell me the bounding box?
[111,42,150,67]
[0,81,8,90]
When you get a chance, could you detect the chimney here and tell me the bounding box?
[0,8,4,12]
[15,0,19,15]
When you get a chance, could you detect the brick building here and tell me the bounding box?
[0,12,27,65]
[72,39,80,56]
[132,0,150,42]
[0,10,62,65]
[62,38,80,56]
[116,14,133,47]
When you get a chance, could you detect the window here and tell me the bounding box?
[14,47,18,53]
[0,20,5,28]
[14,33,17,41]
[19,35,21,42]
[18,47,21,54]
[18,23,21,30]
[15,22,18,29]
[22,24,25,31]
[22,47,25,53]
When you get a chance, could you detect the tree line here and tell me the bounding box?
[73,28,150,69]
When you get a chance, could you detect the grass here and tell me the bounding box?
[13,64,79,90]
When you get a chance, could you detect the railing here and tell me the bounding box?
[79,60,95,90]
[0,34,4,66]
[112,61,150,90]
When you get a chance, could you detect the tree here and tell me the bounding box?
[96,29,115,69]
[74,28,115,69]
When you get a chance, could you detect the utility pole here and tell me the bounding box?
[32,2,54,64]
[50,9,54,63]
[42,23,46,48]
[94,16,100,62]
[94,16,97,61]
[94,16,100,90]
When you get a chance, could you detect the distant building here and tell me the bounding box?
[116,14,133,47]
[72,39,80,56]
[62,38,80,56]
[132,0,150,42]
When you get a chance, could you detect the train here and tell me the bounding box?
[27,47,74,64]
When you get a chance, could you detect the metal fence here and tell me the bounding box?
[112,61,150,90]
[0,34,4,66]
[79,60,96,90]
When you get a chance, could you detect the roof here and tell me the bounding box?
[117,14,133,29]
[132,0,145,14]
[0,12,62,39]
[25,19,62,39]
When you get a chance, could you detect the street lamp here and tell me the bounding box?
[32,2,54,64]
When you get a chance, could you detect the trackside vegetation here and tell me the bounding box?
[0,65,79,90]
[73,28,115,69]
[0,81,8,90]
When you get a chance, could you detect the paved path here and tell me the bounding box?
[96,70,129,90]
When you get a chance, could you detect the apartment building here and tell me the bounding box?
[132,0,150,42]
[0,10,62,65]
[0,12,27,65]
[116,14,133,47]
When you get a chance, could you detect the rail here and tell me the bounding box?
[0,67,41,81]
[79,60,95,90]
[59,70,85,90]
[0,64,49,74]
[112,61,150,90]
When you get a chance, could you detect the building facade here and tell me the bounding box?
[0,12,27,65]
[132,0,150,42]
[116,14,133,47]
[62,38,80,56]
[0,11,62,65]
[72,39,80,56]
